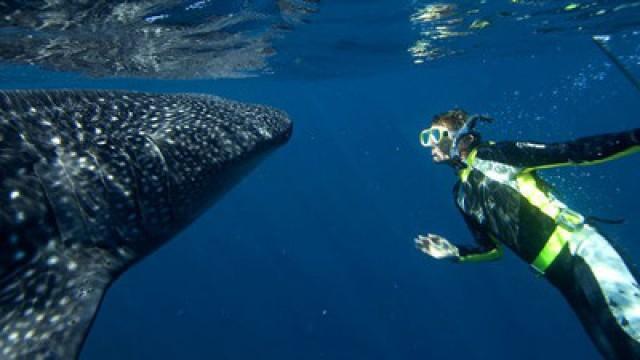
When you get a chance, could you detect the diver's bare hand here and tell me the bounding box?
[415,234,460,261]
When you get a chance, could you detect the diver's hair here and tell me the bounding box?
[431,109,468,130]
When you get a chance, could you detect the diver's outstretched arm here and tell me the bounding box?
[489,128,640,170]
[415,212,502,263]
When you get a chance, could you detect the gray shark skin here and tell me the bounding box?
[0,90,292,359]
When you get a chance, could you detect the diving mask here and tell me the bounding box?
[419,113,493,160]
[419,126,452,148]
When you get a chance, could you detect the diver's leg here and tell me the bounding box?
[566,226,640,359]
[567,256,637,359]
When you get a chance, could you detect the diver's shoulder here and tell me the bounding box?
[474,141,504,153]
[472,141,521,161]
[477,140,540,151]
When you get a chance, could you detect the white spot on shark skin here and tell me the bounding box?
[13,251,25,262]
[67,261,78,271]
[51,136,61,145]
[15,321,28,330]
[46,239,58,251]
[47,256,59,266]
[14,211,25,224]
[9,190,19,200]
[7,332,19,343]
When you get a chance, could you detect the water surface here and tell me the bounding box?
[1,1,639,359]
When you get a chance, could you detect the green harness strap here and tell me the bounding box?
[531,226,571,274]
[459,148,478,183]
[516,173,583,274]
[460,150,581,274]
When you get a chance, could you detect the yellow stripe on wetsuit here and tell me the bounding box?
[516,173,574,274]
[459,148,478,182]
[523,145,640,172]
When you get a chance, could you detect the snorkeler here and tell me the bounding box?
[415,109,640,359]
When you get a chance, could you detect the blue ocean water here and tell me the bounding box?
[1,1,640,359]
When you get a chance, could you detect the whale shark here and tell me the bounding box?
[0,90,292,359]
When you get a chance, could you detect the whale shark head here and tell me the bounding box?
[0,90,292,359]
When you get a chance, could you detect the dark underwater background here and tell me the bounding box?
[2,1,640,359]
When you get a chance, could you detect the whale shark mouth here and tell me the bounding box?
[0,89,292,359]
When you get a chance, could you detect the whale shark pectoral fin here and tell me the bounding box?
[0,248,115,360]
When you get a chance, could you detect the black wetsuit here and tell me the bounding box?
[452,128,640,360]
